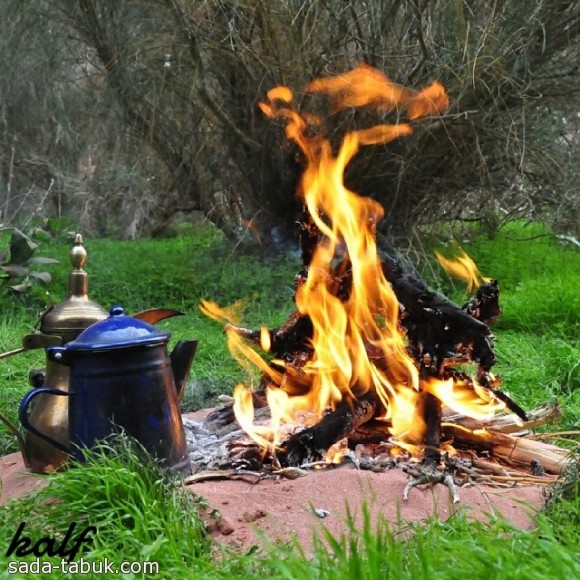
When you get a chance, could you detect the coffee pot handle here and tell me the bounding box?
[19,387,72,455]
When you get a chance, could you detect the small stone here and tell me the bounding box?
[530,459,545,476]
[217,518,235,536]
[243,509,267,523]
[313,508,330,518]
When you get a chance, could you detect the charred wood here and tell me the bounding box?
[278,393,379,466]
[445,369,528,422]
[185,398,565,479]
[209,237,526,459]
[349,420,392,445]
[228,251,500,379]
[381,254,496,372]
[462,280,500,326]
[297,205,321,272]
[201,403,271,435]
[487,388,528,421]
[226,312,313,361]
[229,253,499,378]
[421,391,442,465]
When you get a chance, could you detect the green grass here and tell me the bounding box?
[420,220,580,430]
[494,332,580,428]
[0,436,266,579]
[266,502,580,580]
[34,226,299,315]
[1,219,579,451]
[0,220,579,578]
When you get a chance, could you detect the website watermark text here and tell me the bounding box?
[7,558,159,575]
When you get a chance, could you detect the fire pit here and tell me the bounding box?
[185,65,569,509]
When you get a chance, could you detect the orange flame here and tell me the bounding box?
[435,249,491,292]
[199,299,244,325]
[204,65,505,458]
[306,63,449,120]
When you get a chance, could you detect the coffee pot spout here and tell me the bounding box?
[170,340,198,401]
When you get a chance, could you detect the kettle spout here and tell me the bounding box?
[170,340,198,401]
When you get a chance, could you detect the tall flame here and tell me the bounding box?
[205,65,503,457]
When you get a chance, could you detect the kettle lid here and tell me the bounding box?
[66,305,170,351]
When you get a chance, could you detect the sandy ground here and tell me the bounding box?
[187,465,544,552]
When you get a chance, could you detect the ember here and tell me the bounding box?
[196,65,568,498]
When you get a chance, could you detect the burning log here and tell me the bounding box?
[212,260,524,462]
[200,224,530,480]
[380,255,497,375]
[225,312,313,363]
[224,255,502,380]
[222,255,509,388]
[448,400,561,435]
[277,393,379,466]
[421,392,443,465]
[324,400,561,450]
[184,398,570,483]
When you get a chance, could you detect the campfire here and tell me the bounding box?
[189,65,568,501]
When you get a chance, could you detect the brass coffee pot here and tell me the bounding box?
[23,234,108,473]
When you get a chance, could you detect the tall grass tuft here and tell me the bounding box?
[0,435,214,576]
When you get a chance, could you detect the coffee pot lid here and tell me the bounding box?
[66,305,170,351]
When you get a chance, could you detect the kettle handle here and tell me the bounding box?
[19,387,72,455]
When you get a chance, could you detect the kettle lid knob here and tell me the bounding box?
[110,305,125,317]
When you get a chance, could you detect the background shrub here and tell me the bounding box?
[0,1,578,245]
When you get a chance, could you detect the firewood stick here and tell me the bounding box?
[469,458,558,480]
[485,474,556,485]
[444,400,561,434]
[528,430,580,440]
[470,457,511,477]
[444,424,569,474]
[224,323,260,344]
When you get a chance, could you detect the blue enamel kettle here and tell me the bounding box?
[19,306,196,475]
